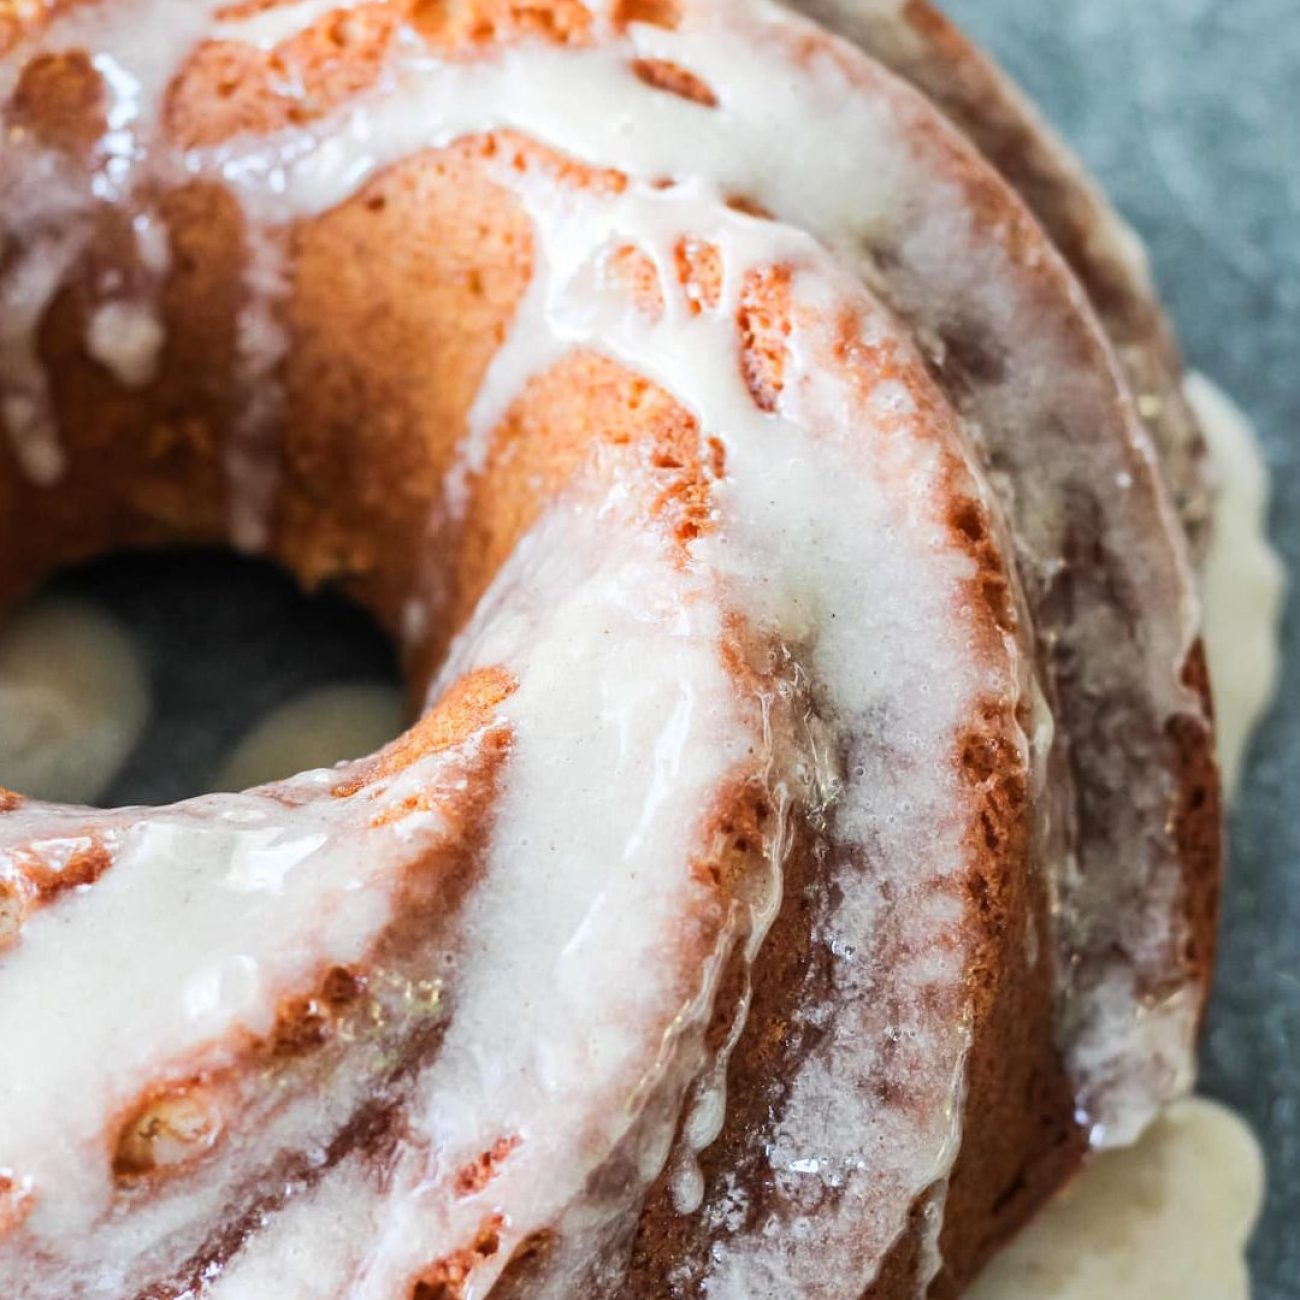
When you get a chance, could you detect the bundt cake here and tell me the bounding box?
[0,0,1219,1296]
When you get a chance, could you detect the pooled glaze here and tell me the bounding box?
[0,598,148,804]
[216,682,406,791]
[1188,372,1285,798]
[971,1099,1264,1300]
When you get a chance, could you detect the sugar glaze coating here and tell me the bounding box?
[0,0,1219,1296]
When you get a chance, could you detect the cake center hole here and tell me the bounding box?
[0,551,404,807]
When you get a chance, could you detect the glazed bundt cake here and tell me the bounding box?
[0,1,1219,1296]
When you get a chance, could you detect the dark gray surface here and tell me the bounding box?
[38,2,1298,1293]
[942,3,1299,1294]
[52,552,400,806]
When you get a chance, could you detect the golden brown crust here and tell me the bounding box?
[1170,643,1224,1013]
[0,0,62,56]
[332,664,516,797]
[7,47,105,153]
[169,3,405,147]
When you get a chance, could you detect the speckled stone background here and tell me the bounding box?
[43,1,1299,1294]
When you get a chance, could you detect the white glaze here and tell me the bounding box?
[482,172,1009,1295]
[227,225,291,552]
[0,160,1008,1300]
[215,682,406,791]
[799,0,1157,295]
[84,300,166,388]
[160,0,1208,1144]
[972,1099,1264,1300]
[0,490,767,1300]
[1188,372,1285,798]
[0,366,1279,1295]
[0,0,274,533]
[214,0,372,48]
[0,598,148,804]
[0,0,1236,1293]
[339,505,753,1298]
[971,360,1282,1292]
[0,220,84,484]
[0,764,442,1233]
